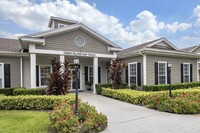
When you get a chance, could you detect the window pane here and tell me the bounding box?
[129,64,136,76]
[130,76,136,84]
[183,64,189,75]
[0,64,2,78]
[159,76,166,84]
[159,63,166,75]
[0,79,2,88]
[40,66,51,86]
[89,67,93,82]
[184,75,190,82]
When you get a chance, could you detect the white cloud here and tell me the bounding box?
[129,10,165,33]
[166,22,192,33]
[0,31,25,39]
[180,35,200,42]
[193,5,200,26]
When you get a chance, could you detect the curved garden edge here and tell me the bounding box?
[101,88,200,114]
[0,94,108,133]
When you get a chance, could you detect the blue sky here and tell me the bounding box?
[0,0,200,48]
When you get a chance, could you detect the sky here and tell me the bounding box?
[0,0,200,49]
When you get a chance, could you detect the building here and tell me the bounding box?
[0,16,199,93]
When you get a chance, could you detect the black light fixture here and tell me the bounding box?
[168,63,172,97]
[73,56,79,115]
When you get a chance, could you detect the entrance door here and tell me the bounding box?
[70,68,80,90]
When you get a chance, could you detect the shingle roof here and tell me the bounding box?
[118,38,163,56]
[0,38,22,52]
[180,45,198,52]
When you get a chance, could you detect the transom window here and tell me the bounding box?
[40,65,51,86]
[158,62,167,84]
[183,63,190,82]
[128,62,137,85]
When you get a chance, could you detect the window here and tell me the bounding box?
[40,65,51,86]
[183,63,190,82]
[0,63,4,88]
[88,67,93,82]
[58,23,66,28]
[128,63,137,85]
[158,62,167,84]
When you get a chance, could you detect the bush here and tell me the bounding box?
[143,82,200,91]
[0,94,5,97]
[102,88,200,114]
[0,95,75,110]
[96,84,112,94]
[0,87,26,96]
[130,83,136,90]
[49,101,107,133]
[13,88,45,95]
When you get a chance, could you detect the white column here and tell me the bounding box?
[20,57,23,87]
[60,55,65,73]
[143,54,147,85]
[93,57,98,94]
[30,53,36,88]
[197,60,199,81]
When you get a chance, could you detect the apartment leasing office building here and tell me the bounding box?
[0,16,199,93]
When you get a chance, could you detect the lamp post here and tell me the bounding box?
[168,63,172,98]
[73,57,79,115]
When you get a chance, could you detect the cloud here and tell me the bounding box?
[166,22,192,33]
[129,10,165,33]
[0,31,25,39]
[193,5,200,26]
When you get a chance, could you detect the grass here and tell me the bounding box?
[0,110,50,133]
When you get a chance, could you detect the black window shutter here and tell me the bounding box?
[125,65,128,84]
[98,67,101,83]
[181,64,183,83]
[36,65,39,87]
[4,64,10,88]
[190,64,193,82]
[155,62,158,85]
[137,63,141,86]
[84,66,88,82]
[167,63,170,84]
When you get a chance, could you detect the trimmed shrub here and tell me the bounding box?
[49,101,107,133]
[13,88,45,95]
[130,83,137,90]
[0,95,75,110]
[0,87,26,96]
[96,84,112,94]
[0,94,5,97]
[143,82,200,91]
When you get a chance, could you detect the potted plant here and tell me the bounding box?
[85,81,93,90]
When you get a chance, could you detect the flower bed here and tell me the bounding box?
[49,101,107,133]
[102,88,200,114]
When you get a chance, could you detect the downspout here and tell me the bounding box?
[139,51,147,85]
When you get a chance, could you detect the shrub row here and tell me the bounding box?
[102,88,200,114]
[0,87,26,96]
[96,84,112,94]
[49,101,107,133]
[13,88,45,95]
[143,82,200,91]
[0,94,75,110]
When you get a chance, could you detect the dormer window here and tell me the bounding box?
[58,23,67,28]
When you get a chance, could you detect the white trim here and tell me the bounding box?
[143,54,147,85]
[20,57,23,87]
[108,47,123,52]
[158,61,167,84]
[48,16,78,28]
[93,57,98,94]
[183,63,190,82]
[128,62,137,86]
[197,60,199,81]
[0,63,5,88]
[30,53,36,88]
[20,37,45,45]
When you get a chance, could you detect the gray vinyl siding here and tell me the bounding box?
[36,30,111,54]
[122,56,143,85]
[0,57,21,88]
[23,58,30,88]
[146,55,197,85]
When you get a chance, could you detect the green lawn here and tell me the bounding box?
[0,110,50,133]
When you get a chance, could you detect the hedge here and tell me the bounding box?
[0,87,26,96]
[143,82,200,91]
[102,88,200,114]
[0,94,76,110]
[96,84,112,94]
[13,88,45,95]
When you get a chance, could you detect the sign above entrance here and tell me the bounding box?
[63,51,96,57]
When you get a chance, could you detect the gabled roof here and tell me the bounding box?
[181,45,200,53]
[48,16,78,28]
[118,37,178,56]
[25,23,121,49]
[0,38,22,52]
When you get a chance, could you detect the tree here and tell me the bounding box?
[109,58,126,89]
[46,57,72,95]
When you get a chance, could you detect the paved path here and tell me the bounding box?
[79,92,200,133]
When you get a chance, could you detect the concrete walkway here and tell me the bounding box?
[79,92,200,133]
